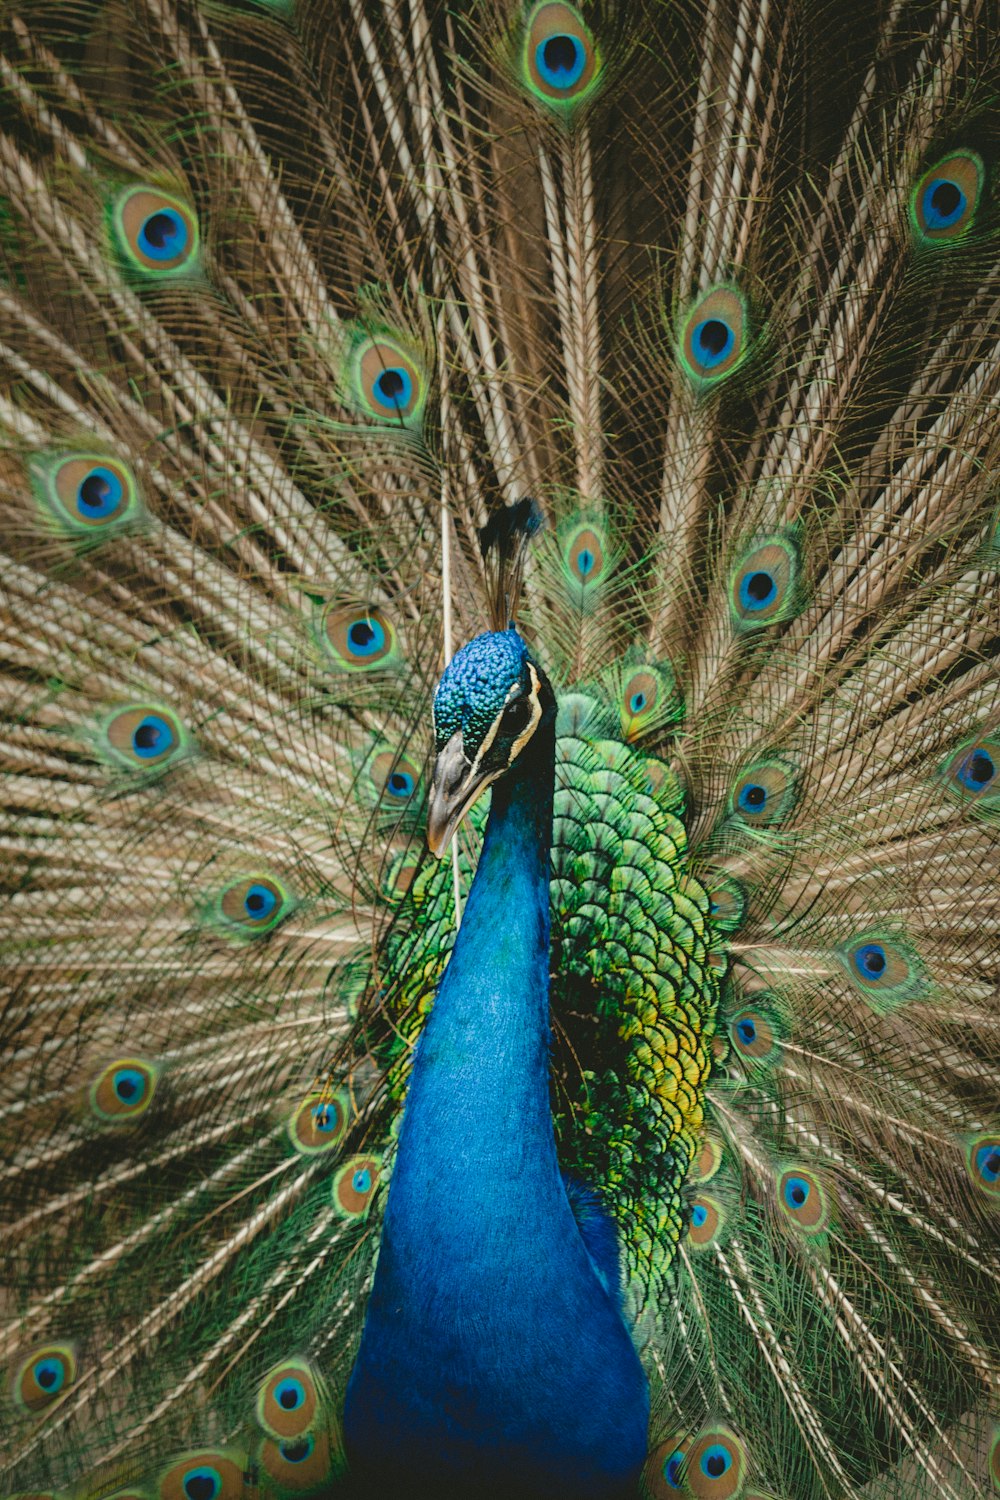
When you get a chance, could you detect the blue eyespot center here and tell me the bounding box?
[738,782,767,811]
[373,367,412,412]
[701,1443,732,1478]
[275,1378,306,1411]
[785,1175,810,1209]
[77,466,124,518]
[663,1452,684,1488]
[387,771,414,798]
[975,1144,1000,1182]
[138,208,188,261]
[132,714,172,758]
[855,943,887,978]
[576,547,595,576]
[740,569,777,608]
[737,1018,757,1044]
[347,618,385,655]
[957,747,995,791]
[279,1437,314,1463]
[352,1168,372,1194]
[312,1104,338,1133]
[537,33,586,89]
[244,883,278,919]
[629,691,646,713]
[182,1468,221,1500]
[35,1357,64,1392]
[113,1067,145,1103]
[923,178,965,229]
[691,1203,708,1228]
[692,317,734,368]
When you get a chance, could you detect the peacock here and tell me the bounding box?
[1,0,999,1496]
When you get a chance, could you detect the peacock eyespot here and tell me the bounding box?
[679,286,748,388]
[284,1086,352,1152]
[856,944,884,977]
[112,187,200,278]
[978,1145,1000,1181]
[729,533,802,629]
[839,932,927,1010]
[741,571,776,608]
[643,1435,692,1496]
[102,704,189,773]
[729,1004,782,1064]
[370,750,421,808]
[256,1358,328,1441]
[90,1057,159,1121]
[784,1175,809,1208]
[684,1427,746,1496]
[692,1135,724,1182]
[705,874,747,932]
[372,366,411,412]
[691,318,734,369]
[182,1472,220,1500]
[910,151,984,244]
[349,334,426,429]
[216,875,293,938]
[275,1380,304,1412]
[13,1345,77,1412]
[135,717,168,755]
[158,1454,246,1500]
[965,1133,1000,1197]
[522,3,601,110]
[332,1154,381,1217]
[687,1194,722,1247]
[961,749,995,789]
[30,452,144,538]
[566,528,605,585]
[701,1445,731,1479]
[622,672,658,728]
[613,658,682,742]
[777,1166,830,1234]
[278,1437,313,1463]
[320,603,399,673]
[257,1425,336,1489]
[139,209,188,261]
[729,758,797,826]
[942,737,1000,806]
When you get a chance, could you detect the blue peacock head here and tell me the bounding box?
[427,628,555,855]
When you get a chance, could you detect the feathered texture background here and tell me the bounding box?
[0,0,999,1496]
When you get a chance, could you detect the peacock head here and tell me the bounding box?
[427,628,555,856]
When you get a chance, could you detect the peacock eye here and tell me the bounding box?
[502,698,531,734]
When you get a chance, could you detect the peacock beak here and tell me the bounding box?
[426,731,490,857]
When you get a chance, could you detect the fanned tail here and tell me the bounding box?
[1,2,998,1497]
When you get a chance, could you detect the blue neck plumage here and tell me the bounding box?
[345,708,648,1497]
[380,710,558,1272]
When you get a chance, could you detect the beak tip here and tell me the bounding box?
[426,827,451,859]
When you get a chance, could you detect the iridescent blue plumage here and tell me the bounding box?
[345,631,649,1498]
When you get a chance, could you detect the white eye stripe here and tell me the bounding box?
[506,663,543,762]
[468,663,542,778]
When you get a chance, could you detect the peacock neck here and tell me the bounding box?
[392,712,557,1207]
[345,710,649,1497]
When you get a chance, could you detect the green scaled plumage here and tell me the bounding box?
[1,1,999,1498]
